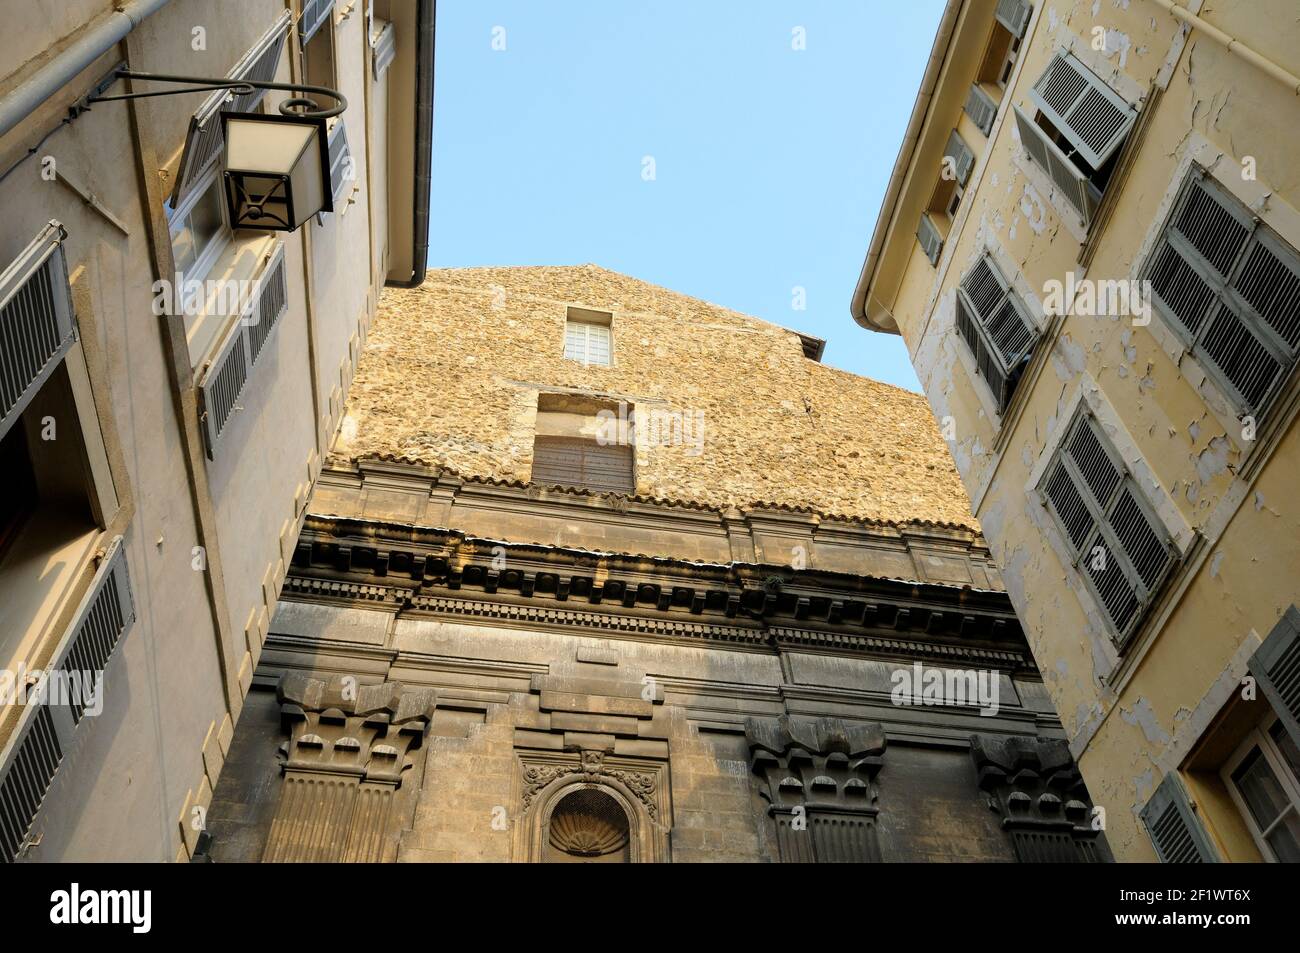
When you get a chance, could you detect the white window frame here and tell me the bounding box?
[167,165,232,311]
[1222,717,1300,863]
[563,308,614,367]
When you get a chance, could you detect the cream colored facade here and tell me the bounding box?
[0,0,431,861]
[852,0,1300,861]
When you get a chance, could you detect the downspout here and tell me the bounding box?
[386,0,435,288]
[849,0,963,333]
[0,0,175,140]
[1151,0,1300,95]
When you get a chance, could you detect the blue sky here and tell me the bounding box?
[428,1,945,391]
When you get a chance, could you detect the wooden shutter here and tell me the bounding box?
[372,20,396,80]
[945,131,975,186]
[1141,773,1219,862]
[1144,172,1300,415]
[0,536,134,860]
[301,0,335,43]
[0,221,76,444]
[532,436,634,494]
[917,214,943,266]
[995,0,1032,38]
[172,11,292,206]
[1041,413,1174,646]
[198,243,289,458]
[326,118,352,203]
[1014,105,1098,224]
[1249,606,1300,751]
[954,255,1037,411]
[965,84,997,137]
[1030,51,1136,169]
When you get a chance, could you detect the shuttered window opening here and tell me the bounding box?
[532,436,635,495]
[995,0,1032,38]
[954,255,1037,412]
[1039,412,1175,647]
[372,21,396,80]
[944,131,975,186]
[171,10,292,207]
[1014,105,1100,225]
[1249,606,1300,751]
[1030,51,1136,170]
[965,84,998,137]
[300,0,335,43]
[1143,170,1300,417]
[198,242,289,458]
[1141,773,1219,862]
[326,119,352,203]
[0,536,134,861]
[563,320,612,366]
[917,213,943,266]
[0,222,76,445]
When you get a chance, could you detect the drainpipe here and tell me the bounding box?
[1151,0,1300,96]
[0,0,175,140]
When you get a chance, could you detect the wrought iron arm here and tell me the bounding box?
[87,69,346,118]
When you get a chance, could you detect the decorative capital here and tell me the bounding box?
[744,715,886,812]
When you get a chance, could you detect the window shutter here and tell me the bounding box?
[198,243,288,458]
[372,21,397,80]
[1030,51,1136,169]
[1141,773,1219,862]
[917,214,943,266]
[532,436,634,495]
[301,0,335,43]
[0,221,76,444]
[171,10,292,206]
[965,84,997,136]
[1014,105,1097,224]
[0,536,134,860]
[954,255,1037,412]
[1145,172,1300,415]
[326,118,352,203]
[944,131,975,186]
[995,0,1032,38]
[1249,606,1300,751]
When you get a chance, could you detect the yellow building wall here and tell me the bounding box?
[881,0,1300,859]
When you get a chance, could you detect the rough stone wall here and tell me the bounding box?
[338,265,976,528]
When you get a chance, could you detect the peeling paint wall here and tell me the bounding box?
[871,0,1300,859]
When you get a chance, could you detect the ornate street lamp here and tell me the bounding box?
[89,69,346,232]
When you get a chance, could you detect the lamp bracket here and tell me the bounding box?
[86,69,346,119]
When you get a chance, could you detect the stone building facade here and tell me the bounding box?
[207,265,1109,862]
[849,0,1300,861]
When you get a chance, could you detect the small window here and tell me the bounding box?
[302,0,338,92]
[1014,51,1136,226]
[169,168,230,288]
[1038,410,1175,647]
[563,307,613,366]
[1143,170,1300,418]
[954,255,1037,412]
[1223,719,1300,862]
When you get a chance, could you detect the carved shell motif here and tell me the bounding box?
[548,790,630,857]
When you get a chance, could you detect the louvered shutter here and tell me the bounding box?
[954,255,1037,411]
[1041,414,1174,645]
[171,11,292,206]
[965,84,997,136]
[198,242,289,458]
[945,131,975,186]
[301,0,335,43]
[0,537,134,861]
[917,214,943,266]
[1144,172,1300,415]
[995,0,1032,38]
[1141,773,1219,862]
[1249,607,1300,751]
[326,118,352,203]
[0,221,76,444]
[372,21,396,80]
[1030,51,1136,169]
[532,436,634,494]
[1014,105,1098,224]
